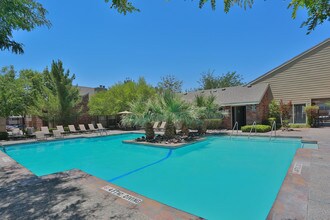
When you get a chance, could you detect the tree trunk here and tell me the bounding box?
[164,121,176,139]
[181,123,189,136]
[197,120,207,134]
[0,117,6,132]
[145,122,155,140]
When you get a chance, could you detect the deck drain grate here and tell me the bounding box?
[101,185,143,204]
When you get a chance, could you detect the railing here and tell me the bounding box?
[269,121,277,141]
[0,143,6,153]
[248,121,257,139]
[231,121,238,139]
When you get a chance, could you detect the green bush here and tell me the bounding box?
[289,124,310,128]
[205,119,222,130]
[268,117,276,126]
[0,132,9,140]
[241,125,271,133]
[305,105,319,127]
[48,128,56,133]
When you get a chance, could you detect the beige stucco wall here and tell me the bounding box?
[251,40,330,105]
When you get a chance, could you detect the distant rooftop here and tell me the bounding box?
[180,83,269,106]
[78,85,106,97]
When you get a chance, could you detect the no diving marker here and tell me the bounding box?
[101,185,143,204]
[292,162,303,175]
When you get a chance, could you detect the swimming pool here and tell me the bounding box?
[4,134,301,219]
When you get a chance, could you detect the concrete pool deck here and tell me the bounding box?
[1,128,330,219]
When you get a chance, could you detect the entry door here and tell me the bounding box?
[232,106,246,129]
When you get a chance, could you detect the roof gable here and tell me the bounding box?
[249,38,330,85]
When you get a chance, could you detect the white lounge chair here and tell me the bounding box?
[158,122,166,131]
[53,130,63,139]
[41,126,51,136]
[153,122,160,129]
[97,123,108,134]
[68,125,79,134]
[88,124,98,133]
[56,125,67,134]
[35,131,46,140]
[79,124,88,133]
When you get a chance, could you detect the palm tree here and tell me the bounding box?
[155,91,198,139]
[194,94,221,134]
[121,98,157,140]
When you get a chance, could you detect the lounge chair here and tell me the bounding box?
[53,130,63,139]
[153,121,160,129]
[10,128,24,139]
[97,123,108,134]
[158,122,166,131]
[56,125,68,135]
[79,124,88,133]
[35,131,46,140]
[41,126,51,136]
[88,124,99,133]
[68,125,79,134]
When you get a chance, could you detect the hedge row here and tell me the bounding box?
[241,125,271,133]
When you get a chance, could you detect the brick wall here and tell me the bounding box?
[221,106,232,129]
[246,88,273,125]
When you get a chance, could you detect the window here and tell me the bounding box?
[294,104,306,124]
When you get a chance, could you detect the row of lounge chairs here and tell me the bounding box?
[35,123,107,140]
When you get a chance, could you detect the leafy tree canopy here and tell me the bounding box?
[19,60,81,126]
[88,77,156,116]
[157,74,183,93]
[0,0,51,54]
[198,70,244,90]
[0,66,28,117]
[107,0,330,33]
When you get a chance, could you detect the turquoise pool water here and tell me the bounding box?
[5,134,301,219]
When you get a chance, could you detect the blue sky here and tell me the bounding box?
[0,0,329,90]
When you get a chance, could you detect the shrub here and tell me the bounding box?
[48,128,56,133]
[289,124,310,128]
[269,100,280,118]
[0,132,9,140]
[241,125,271,133]
[268,117,276,126]
[305,105,319,127]
[205,119,222,130]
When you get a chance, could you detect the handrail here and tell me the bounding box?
[248,121,257,139]
[0,143,6,153]
[231,121,238,139]
[269,121,277,141]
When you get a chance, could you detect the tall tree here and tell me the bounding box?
[43,60,80,125]
[199,70,244,89]
[0,66,27,117]
[27,61,80,125]
[88,77,156,116]
[157,74,183,93]
[0,0,51,54]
